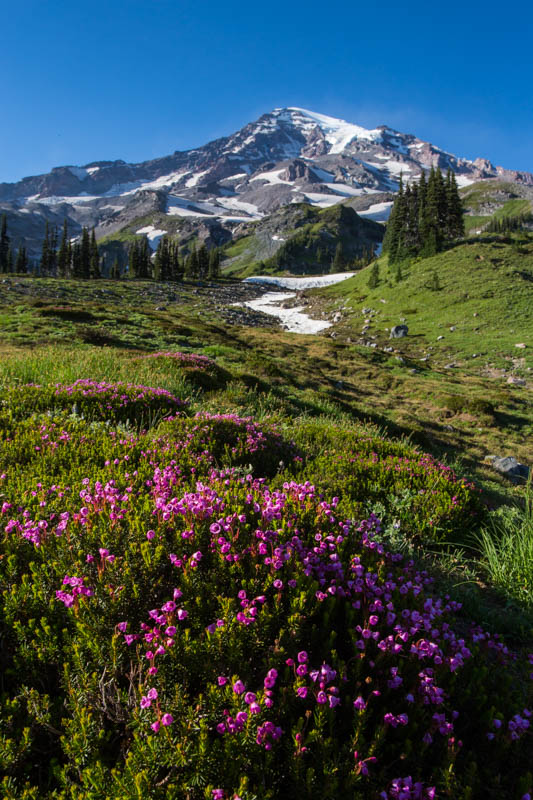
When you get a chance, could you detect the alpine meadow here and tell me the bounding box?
[0,101,532,800]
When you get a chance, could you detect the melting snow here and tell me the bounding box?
[135,225,167,249]
[185,170,209,188]
[242,272,355,334]
[358,201,393,222]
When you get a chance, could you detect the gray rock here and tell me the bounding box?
[491,456,530,484]
[437,335,444,341]
[390,324,408,339]
[507,376,526,386]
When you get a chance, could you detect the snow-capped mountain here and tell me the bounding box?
[1,107,532,257]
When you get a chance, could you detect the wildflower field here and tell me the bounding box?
[0,348,531,800]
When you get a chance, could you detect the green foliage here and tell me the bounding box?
[383,169,464,264]
[0,402,529,799]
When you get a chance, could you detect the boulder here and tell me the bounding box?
[390,324,408,339]
[490,456,530,484]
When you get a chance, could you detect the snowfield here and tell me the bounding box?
[241,272,355,334]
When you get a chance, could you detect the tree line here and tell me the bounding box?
[382,168,464,264]
[0,215,221,282]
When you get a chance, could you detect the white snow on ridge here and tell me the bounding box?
[135,225,167,250]
[68,166,89,181]
[287,107,383,153]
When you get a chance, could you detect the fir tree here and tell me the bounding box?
[6,246,13,273]
[367,262,380,289]
[331,242,346,273]
[111,258,121,280]
[208,247,220,280]
[57,219,70,278]
[89,229,100,279]
[40,222,51,276]
[197,243,209,279]
[80,228,91,278]
[15,244,28,274]
[0,214,9,273]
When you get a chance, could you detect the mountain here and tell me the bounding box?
[2,107,533,261]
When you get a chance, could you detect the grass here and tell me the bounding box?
[476,486,533,609]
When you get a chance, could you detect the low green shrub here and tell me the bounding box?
[2,380,187,428]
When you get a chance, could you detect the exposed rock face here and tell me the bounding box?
[3,105,533,259]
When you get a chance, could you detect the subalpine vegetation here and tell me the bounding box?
[0,214,222,281]
[383,169,464,263]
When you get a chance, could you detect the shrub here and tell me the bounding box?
[152,412,301,477]
[291,423,483,544]
[133,351,231,390]
[2,379,187,427]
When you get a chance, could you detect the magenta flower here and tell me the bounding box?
[217,676,228,686]
[233,680,245,695]
[161,713,173,726]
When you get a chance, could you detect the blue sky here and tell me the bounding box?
[2,0,532,183]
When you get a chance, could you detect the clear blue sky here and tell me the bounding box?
[2,0,532,183]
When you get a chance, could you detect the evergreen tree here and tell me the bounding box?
[80,228,91,278]
[15,244,28,274]
[394,262,403,283]
[208,247,220,280]
[197,243,209,279]
[445,170,464,239]
[331,242,346,273]
[171,244,183,282]
[6,246,13,273]
[367,262,380,289]
[111,258,121,280]
[40,222,51,276]
[89,229,100,279]
[0,214,9,273]
[57,219,70,278]
[48,225,58,276]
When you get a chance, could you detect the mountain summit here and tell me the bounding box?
[1,107,532,257]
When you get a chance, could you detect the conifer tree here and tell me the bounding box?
[6,246,13,273]
[57,219,70,278]
[208,247,220,280]
[367,261,380,289]
[331,242,346,273]
[89,229,100,279]
[111,258,121,280]
[79,228,91,278]
[15,244,28,274]
[0,214,9,273]
[197,243,209,279]
[40,222,51,276]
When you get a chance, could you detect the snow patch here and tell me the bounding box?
[135,225,167,250]
[286,107,383,153]
[245,272,355,290]
[250,168,291,185]
[185,170,209,188]
[358,201,393,222]
[68,166,89,181]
